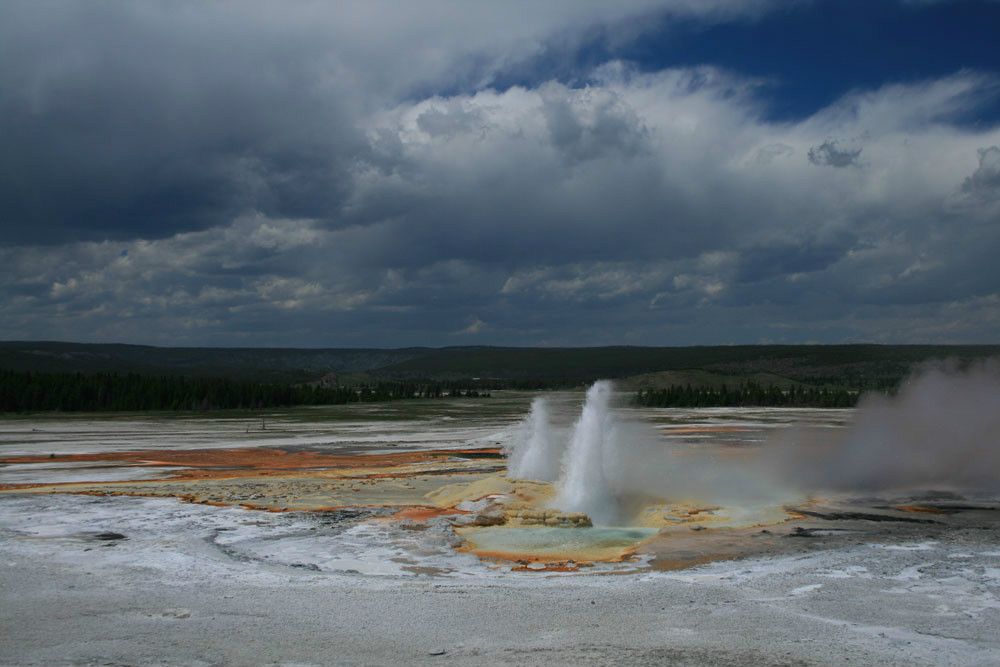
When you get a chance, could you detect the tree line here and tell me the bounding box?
[0,370,489,413]
[634,382,859,408]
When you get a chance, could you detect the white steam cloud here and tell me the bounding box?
[507,381,792,526]
[772,361,1000,493]
[505,396,565,482]
[506,364,1000,526]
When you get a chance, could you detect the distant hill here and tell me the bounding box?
[0,342,422,384]
[373,344,1000,389]
[2,341,998,389]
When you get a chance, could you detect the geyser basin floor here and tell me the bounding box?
[2,491,998,667]
[0,447,507,510]
[0,447,797,567]
[2,402,1000,665]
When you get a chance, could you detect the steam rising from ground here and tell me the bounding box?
[771,361,1000,493]
[506,363,1000,526]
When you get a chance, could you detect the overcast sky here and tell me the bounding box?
[2,0,1000,348]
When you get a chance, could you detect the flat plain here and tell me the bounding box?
[1,393,998,666]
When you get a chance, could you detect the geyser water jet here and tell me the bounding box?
[554,381,623,526]
[505,397,562,482]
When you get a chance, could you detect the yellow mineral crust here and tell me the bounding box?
[424,476,555,508]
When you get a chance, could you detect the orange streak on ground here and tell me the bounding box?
[2,447,498,468]
[0,483,51,491]
[363,472,429,479]
[462,547,638,564]
[0,448,502,485]
[74,489,199,503]
[894,505,948,514]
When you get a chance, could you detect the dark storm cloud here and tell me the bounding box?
[2,0,753,246]
[735,240,852,284]
[1,2,1000,347]
[0,2,367,245]
[807,140,862,168]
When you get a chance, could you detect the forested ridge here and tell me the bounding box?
[634,382,864,408]
[2,369,889,413]
[3,341,995,412]
[4,341,999,386]
[0,370,486,413]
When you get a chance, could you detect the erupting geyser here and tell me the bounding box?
[507,380,642,526]
[506,380,793,528]
[506,381,633,526]
[506,397,561,482]
[553,380,622,526]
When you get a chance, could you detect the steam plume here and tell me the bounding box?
[771,360,1000,493]
[505,396,563,482]
[506,363,1000,528]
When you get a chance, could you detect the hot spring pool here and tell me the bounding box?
[459,525,658,562]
